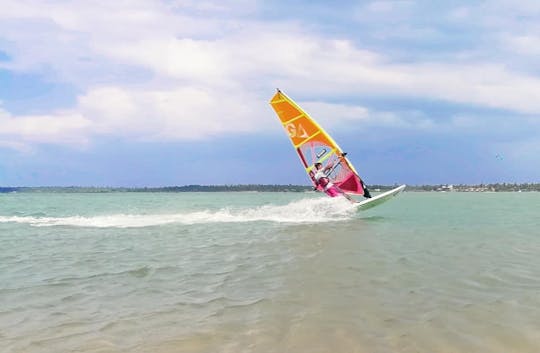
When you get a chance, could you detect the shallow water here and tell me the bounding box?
[1,191,539,352]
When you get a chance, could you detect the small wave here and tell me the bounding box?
[127,266,151,278]
[0,197,357,228]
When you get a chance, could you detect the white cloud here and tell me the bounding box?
[0,85,276,150]
[300,101,369,124]
[1,0,540,151]
[78,85,270,140]
[501,34,540,56]
[100,38,231,82]
[0,109,91,146]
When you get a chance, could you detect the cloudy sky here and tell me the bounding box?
[1,0,539,186]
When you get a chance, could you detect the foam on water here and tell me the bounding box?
[0,197,357,228]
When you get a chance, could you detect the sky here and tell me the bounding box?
[1,0,539,187]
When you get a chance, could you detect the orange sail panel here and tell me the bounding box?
[269,90,366,195]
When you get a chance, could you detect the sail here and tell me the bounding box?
[269,89,367,195]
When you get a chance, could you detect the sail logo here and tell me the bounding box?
[285,123,309,139]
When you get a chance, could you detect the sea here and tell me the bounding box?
[0,191,539,353]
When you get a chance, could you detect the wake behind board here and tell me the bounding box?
[355,185,406,211]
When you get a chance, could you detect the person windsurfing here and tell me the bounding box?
[313,162,356,202]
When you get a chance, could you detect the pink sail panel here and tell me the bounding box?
[300,141,365,195]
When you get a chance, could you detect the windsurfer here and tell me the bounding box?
[313,162,355,202]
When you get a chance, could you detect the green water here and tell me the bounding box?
[1,192,539,352]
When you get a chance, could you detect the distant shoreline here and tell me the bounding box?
[1,183,539,193]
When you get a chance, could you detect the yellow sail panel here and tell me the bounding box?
[270,91,339,150]
[270,95,301,123]
[269,90,367,195]
[286,116,320,147]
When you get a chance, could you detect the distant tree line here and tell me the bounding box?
[1,183,539,193]
[404,183,540,192]
[0,184,313,193]
[132,184,313,192]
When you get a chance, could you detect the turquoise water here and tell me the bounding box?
[1,191,539,352]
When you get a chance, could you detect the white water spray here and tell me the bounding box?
[0,197,358,228]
